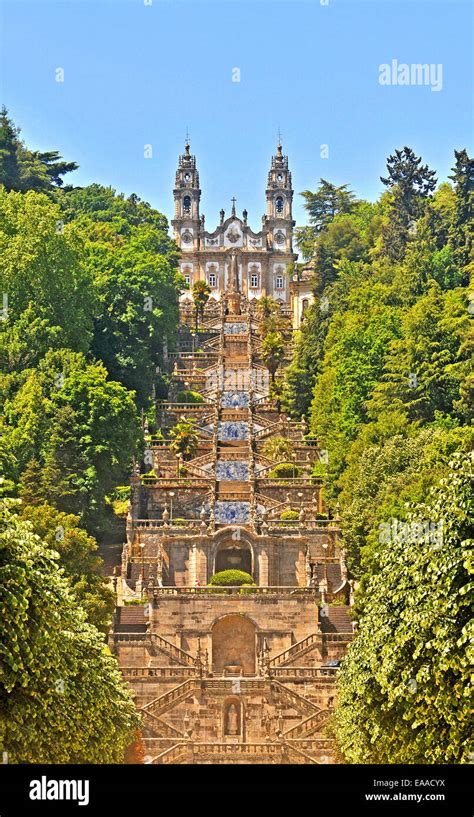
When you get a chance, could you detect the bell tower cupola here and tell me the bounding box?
[265,141,295,255]
[266,141,293,221]
[172,140,202,251]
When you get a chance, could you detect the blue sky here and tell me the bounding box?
[1,0,472,232]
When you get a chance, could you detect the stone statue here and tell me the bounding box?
[226,703,239,735]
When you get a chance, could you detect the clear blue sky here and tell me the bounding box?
[1,0,472,232]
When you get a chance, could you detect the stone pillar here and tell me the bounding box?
[258,548,269,587]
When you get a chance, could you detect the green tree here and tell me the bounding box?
[64,185,180,404]
[4,349,141,531]
[261,436,294,462]
[169,417,199,461]
[19,502,114,633]
[40,405,89,514]
[300,178,355,234]
[192,280,211,328]
[0,108,77,193]
[381,146,437,260]
[0,498,139,763]
[367,284,470,424]
[448,148,474,271]
[335,453,473,764]
[0,189,93,354]
[261,331,285,383]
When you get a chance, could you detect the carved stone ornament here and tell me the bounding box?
[181,229,193,244]
[226,227,241,244]
[274,229,285,245]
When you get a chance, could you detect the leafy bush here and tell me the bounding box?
[176,390,204,404]
[208,569,255,586]
[268,462,301,479]
[279,509,299,520]
[110,485,130,517]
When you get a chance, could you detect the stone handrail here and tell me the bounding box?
[141,678,197,717]
[269,633,321,667]
[204,678,267,692]
[285,743,319,764]
[149,633,196,667]
[281,709,332,740]
[253,422,285,441]
[121,666,195,679]
[111,632,195,667]
[141,710,184,739]
[150,742,292,764]
[270,679,320,717]
[257,477,316,487]
[271,666,337,679]
[141,477,211,487]
[158,401,214,411]
[150,586,317,597]
[132,519,202,532]
[253,491,281,510]
[268,520,336,531]
[149,743,189,764]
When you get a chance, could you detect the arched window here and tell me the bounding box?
[183,195,191,215]
[275,196,284,215]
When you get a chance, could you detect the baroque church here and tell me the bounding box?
[109,142,353,764]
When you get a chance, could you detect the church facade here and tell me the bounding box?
[173,141,298,305]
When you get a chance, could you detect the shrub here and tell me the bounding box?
[111,485,130,517]
[208,569,255,586]
[268,462,301,479]
[176,390,204,404]
[261,436,294,462]
[279,509,299,520]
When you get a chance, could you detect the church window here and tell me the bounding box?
[183,195,191,215]
[275,196,284,215]
[275,275,284,290]
[184,274,191,286]
[250,273,259,288]
[209,272,217,288]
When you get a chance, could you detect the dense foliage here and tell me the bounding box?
[0,498,139,763]
[0,111,181,760]
[336,454,473,763]
[285,146,473,762]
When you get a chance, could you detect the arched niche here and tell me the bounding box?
[214,540,252,575]
[211,614,256,676]
[222,696,244,740]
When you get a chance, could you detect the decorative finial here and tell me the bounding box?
[277,126,282,146]
[231,196,237,216]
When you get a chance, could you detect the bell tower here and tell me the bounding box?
[172,140,201,251]
[266,142,293,220]
[265,141,295,255]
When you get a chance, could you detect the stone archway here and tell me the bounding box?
[211,614,256,676]
[215,542,252,575]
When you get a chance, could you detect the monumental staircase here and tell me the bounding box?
[110,298,353,764]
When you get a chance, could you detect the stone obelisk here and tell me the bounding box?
[227,249,241,315]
